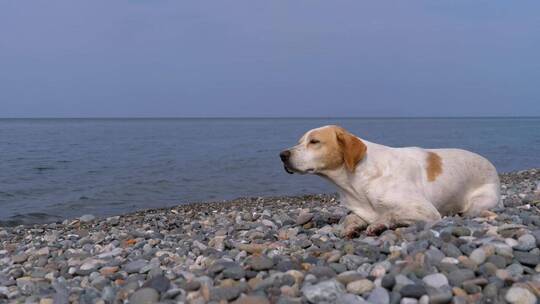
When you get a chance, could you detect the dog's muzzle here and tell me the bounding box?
[279,150,294,174]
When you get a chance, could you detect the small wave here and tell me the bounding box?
[0,212,61,227]
[34,166,56,171]
[0,191,15,197]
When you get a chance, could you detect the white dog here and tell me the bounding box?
[280,125,500,236]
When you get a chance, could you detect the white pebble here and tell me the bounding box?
[505,238,519,247]
[401,298,419,304]
[505,286,536,304]
[440,257,459,264]
[469,248,486,265]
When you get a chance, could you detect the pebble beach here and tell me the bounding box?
[1,169,539,304]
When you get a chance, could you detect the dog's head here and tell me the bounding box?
[279,125,367,175]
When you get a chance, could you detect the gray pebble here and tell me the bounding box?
[368,287,390,304]
[123,259,148,274]
[142,274,170,293]
[129,287,160,304]
[422,273,448,289]
[79,214,96,223]
[302,280,345,303]
[400,284,426,299]
[296,212,313,225]
[447,269,475,286]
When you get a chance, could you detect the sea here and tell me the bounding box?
[1,118,539,226]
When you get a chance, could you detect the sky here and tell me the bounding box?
[1,1,539,118]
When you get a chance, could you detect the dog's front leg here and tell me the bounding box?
[365,198,441,236]
[340,213,368,239]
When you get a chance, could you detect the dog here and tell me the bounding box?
[280,125,501,236]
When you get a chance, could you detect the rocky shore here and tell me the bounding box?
[1,169,540,304]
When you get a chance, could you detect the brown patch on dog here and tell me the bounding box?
[426,152,442,182]
[335,126,367,172]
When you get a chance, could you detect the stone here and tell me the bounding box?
[400,284,427,298]
[496,269,511,280]
[222,264,246,279]
[370,263,388,278]
[35,247,50,256]
[296,212,313,225]
[286,270,304,285]
[337,271,364,285]
[419,295,429,304]
[79,214,96,223]
[336,294,369,304]
[469,248,486,265]
[16,277,41,295]
[427,285,453,304]
[302,280,345,303]
[381,274,396,289]
[531,230,540,246]
[505,286,536,304]
[515,234,536,251]
[128,287,159,304]
[368,287,390,304]
[440,257,459,264]
[447,269,475,286]
[99,266,119,276]
[452,227,471,237]
[181,280,201,291]
[142,274,170,293]
[330,262,347,274]
[422,273,449,289]
[77,259,105,275]
[209,235,226,251]
[247,255,274,271]
[310,266,337,278]
[463,282,481,294]
[340,254,368,270]
[506,263,524,277]
[12,254,28,264]
[441,243,461,258]
[210,286,242,301]
[236,243,267,254]
[233,295,271,304]
[483,283,499,299]
[395,274,415,287]
[425,248,445,265]
[494,243,513,258]
[513,251,540,266]
[487,255,507,268]
[123,260,148,274]
[347,279,374,295]
[400,298,419,304]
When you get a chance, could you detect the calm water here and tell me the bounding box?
[1,118,539,225]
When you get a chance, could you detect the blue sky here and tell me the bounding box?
[1,1,539,117]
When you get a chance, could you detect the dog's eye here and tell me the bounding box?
[309,139,320,144]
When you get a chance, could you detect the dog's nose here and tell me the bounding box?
[280,150,291,162]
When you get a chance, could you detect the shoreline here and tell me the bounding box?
[2,168,536,229]
[0,169,539,303]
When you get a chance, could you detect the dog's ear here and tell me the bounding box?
[336,127,367,172]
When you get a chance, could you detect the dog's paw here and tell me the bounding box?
[366,223,389,236]
[341,226,362,239]
[340,214,368,239]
